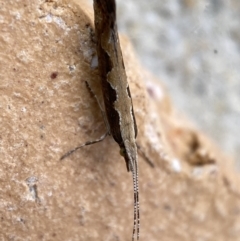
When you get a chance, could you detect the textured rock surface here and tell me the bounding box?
[1,0,240,241]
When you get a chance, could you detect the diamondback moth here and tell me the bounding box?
[61,0,140,240]
[94,0,139,240]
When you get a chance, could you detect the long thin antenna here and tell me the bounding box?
[131,158,139,241]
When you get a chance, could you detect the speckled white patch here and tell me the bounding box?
[21,107,27,113]
[45,13,53,23]
[144,123,163,152]
[44,13,70,31]
[146,81,164,101]
[171,158,181,173]
[91,54,98,69]
[26,176,38,184]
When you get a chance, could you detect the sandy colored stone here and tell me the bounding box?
[1,0,240,241]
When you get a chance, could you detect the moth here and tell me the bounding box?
[61,0,140,240]
[94,0,139,240]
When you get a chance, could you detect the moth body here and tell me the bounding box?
[94,0,140,240]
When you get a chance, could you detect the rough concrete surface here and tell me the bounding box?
[1,1,240,241]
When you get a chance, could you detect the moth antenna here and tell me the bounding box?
[132,158,139,241]
[132,168,137,241]
[136,160,140,240]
